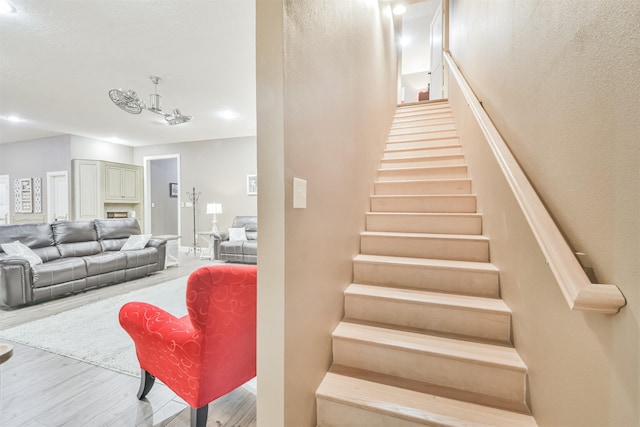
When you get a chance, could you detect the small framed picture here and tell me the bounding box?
[247,175,257,196]
[169,182,178,198]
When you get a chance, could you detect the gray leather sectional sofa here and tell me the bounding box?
[0,218,166,307]
[219,216,257,264]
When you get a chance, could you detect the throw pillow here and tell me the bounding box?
[228,227,247,242]
[120,234,152,251]
[1,241,43,266]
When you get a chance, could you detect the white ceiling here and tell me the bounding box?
[0,0,256,147]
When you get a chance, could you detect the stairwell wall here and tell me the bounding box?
[256,0,397,425]
[447,1,639,426]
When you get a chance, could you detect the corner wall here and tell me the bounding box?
[447,1,639,425]
[0,135,72,220]
[256,0,398,425]
[132,137,257,246]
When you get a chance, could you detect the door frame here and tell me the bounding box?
[143,154,181,238]
[46,170,69,223]
[0,174,10,224]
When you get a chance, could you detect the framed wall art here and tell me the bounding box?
[247,175,257,196]
[169,182,179,198]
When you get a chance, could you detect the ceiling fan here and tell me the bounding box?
[108,76,193,125]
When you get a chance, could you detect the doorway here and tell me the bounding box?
[0,174,9,224]
[46,170,69,222]
[144,155,180,237]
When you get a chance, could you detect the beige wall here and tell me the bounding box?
[447,1,639,425]
[133,137,257,247]
[256,0,398,425]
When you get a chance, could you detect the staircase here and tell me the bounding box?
[316,101,537,426]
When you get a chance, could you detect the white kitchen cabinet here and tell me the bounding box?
[103,163,141,203]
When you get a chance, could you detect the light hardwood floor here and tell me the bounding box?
[0,253,257,427]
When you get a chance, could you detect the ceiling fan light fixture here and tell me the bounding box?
[165,109,193,126]
[108,76,192,125]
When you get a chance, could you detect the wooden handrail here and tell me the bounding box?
[444,52,626,314]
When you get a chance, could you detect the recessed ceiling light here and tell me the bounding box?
[1,115,24,122]
[392,5,407,15]
[0,1,16,14]
[399,36,411,47]
[218,110,238,120]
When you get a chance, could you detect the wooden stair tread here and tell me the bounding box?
[370,194,476,201]
[353,254,498,273]
[384,143,461,153]
[374,178,471,185]
[361,230,489,242]
[317,372,537,427]
[381,153,465,162]
[366,212,481,219]
[386,135,459,144]
[346,284,509,313]
[333,322,526,371]
[377,165,467,173]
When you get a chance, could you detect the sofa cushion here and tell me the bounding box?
[242,241,257,256]
[52,221,97,244]
[0,223,60,262]
[100,238,128,252]
[57,241,102,258]
[122,247,159,269]
[95,218,141,240]
[52,221,100,258]
[231,216,257,240]
[0,241,43,266]
[32,257,88,288]
[220,240,244,255]
[83,252,128,276]
[32,246,63,263]
[0,223,54,248]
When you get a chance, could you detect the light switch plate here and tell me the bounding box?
[293,177,307,209]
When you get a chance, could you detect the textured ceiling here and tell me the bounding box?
[0,0,256,146]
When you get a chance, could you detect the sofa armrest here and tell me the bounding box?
[146,238,167,270]
[0,257,33,307]
[218,231,229,241]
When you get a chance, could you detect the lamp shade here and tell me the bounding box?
[206,203,222,215]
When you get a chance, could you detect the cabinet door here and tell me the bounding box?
[104,165,123,201]
[73,160,101,220]
[121,168,139,201]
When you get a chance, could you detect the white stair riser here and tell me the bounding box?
[377,166,468,181]
[392,117,454,129]
[380,156,466,169]
[366,213,482,234]
[374,179,471,196]
[317,399,424,427]
[385,138,459,151]
[388,130,458,143]
[389,123,456,136]
[344,294,511,342]
[361,234,489,262]
[371,195,477,213]
[333,339,526,403]
[394,109,451,119]
[393,114,454,125]
[352,260,499,298]
[383,146,462,159]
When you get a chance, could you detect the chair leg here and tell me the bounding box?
[137,369,156,400]
[190,405,209,427]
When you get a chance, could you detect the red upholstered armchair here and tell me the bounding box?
[119,264,256,427]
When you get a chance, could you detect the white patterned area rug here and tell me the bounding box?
[0,276,189,377]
